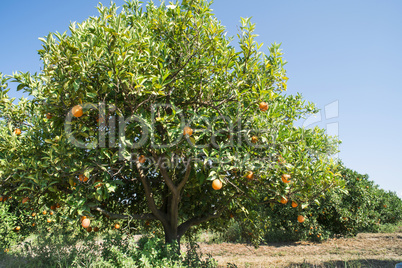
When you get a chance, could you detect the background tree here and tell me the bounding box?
[0,0,341,247]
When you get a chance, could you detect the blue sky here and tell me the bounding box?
[1,0,401,197]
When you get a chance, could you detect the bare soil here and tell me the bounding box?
[199,232,402,268]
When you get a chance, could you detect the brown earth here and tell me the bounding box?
[199,232,402,267]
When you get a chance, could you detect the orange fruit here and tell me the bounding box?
[114,223,120,229]
[46,113,52,119]
[383,205,387,208]
[32,223,36,227]
[14,226,21,231]
[230,213,234,218]
[251,136,258,144]
[31,212,36,217]
[72,105,83,118]
[259,102,268,111]
[291,201,298,208]
[50,205,56,210]
[79,174,89,182]
[47,218,52,223]
[183,126,193,136]
[281,174,291,183]
[14,128,22,135]
[4,248,9,253]
[82,218,90,228]
[80,216,87,222]
[280,197,288,204]
[145,221,150,226]
[212,179,222,190]
[42,211,47,215]
[56,203,61,209]
[50,211,54,216]
[86,227,92,232]
[297,215,305,223]
[94,179,103,189]
[93,227,99,232]
[246,171,254,180]
[138,155,146,164]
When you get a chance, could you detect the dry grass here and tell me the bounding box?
[199,232,402,267]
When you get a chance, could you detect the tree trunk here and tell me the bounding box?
[163,222,182,253]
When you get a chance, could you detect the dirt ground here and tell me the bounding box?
[199,232,402,268]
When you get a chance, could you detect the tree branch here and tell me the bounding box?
[177,156,192,191]
[91,206,156,220]
[134,159,166,222]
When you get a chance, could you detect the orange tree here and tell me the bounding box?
[0,0,342,247]
[248,165,402,243]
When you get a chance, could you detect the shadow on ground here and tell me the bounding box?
[287,259,402,268]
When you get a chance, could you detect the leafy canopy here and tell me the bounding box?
[0,0,341,242]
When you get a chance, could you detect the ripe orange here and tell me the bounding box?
[212,179,222,190]
[251,136,258,144]
[72,105,83,118]
[291,201,298,208]
[56,203,61,209]
[82,218,90,228]
[280,197,288,204]
[297,215,305,223]
[31,212,36,217]
[183,126,193,136]
[50,211,54,216]
[32,223,36,227]
[22,197,29,204]
[138,155,146,164]
[14,128,22,135]
[86,227,92,232]
[50,205,56,210]
[42,211,47,215]
[145,221,150,226]
[94,179,103,189]
[246,171,254,180]
[79,174,89,182]
[281,174,291,183]
[47,218,52,223]
[342,217,348,221]
[114,223,120,229]
[93,227,99,232]
[4,248,9,253]
[46,113,52,119]
[383,205,387,208]
[80,216,87,222]
[15,226,21,231]
[259,102,268,112]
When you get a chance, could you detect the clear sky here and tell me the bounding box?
[1,0,401,197]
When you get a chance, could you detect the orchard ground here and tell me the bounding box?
[199,230,402,267]
[1,223,401,268]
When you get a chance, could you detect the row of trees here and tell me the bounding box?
[218,165,402,245]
